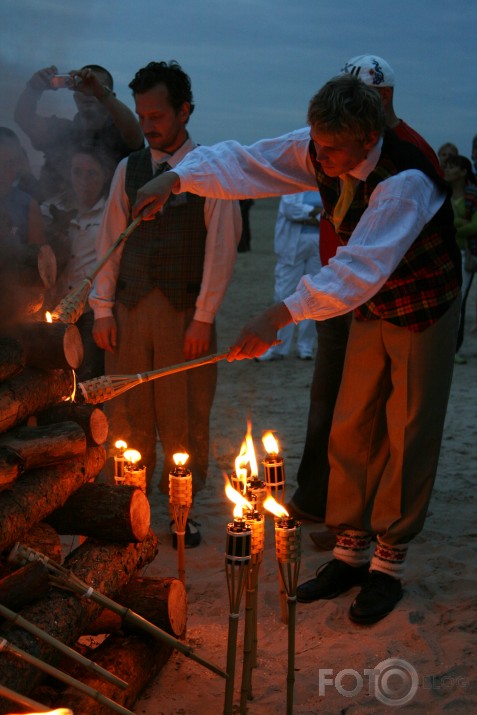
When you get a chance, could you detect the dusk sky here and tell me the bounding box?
[1,0,476,171]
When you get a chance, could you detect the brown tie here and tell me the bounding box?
[333,174,358,231]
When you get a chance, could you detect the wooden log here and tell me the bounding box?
[0,336,25,382]
[46,484,150,543]
[0,421,87,491]
[0,530,159,710]
[0,562,50,611]
[35,403,109,446]
[51,633,171,715]
[87,576,187,638]
[0,367,75,434]
[0,445,106,553]
[3,243,57,290]
[22,522,63,564]
[8,322,84,371]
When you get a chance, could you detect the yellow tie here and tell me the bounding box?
[333,175,358,231]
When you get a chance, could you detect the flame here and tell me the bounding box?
[262,431,279,455]
[123,449,141,465]
[45,311,53,323]
[263,495,289,518]
[115,439,128,451]
[233,503,243,518]
[245,421,258,477]
[225,482,253,511]
[173,452,189,466]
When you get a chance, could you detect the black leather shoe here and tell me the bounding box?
[170,519,202,549]
[286,499,325,523]
[297,559,370,603]
[349,570,403,624]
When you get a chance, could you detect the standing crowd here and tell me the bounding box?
[1,53,476,624]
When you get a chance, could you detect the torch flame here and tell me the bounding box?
[115,439,128,451]
[45,311,53,323]
[225,482,253,511]
[262,431,279,455]
[263,495,289,518]
[173,452,189,466]
[123,449,141,464]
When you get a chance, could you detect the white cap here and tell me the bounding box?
[340,55,395,87]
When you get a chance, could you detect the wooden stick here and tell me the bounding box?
[0,683,51,712]
[51,216,142,324]
[0,638,134,715]
[77,351,231,405]
[0,601,128,690]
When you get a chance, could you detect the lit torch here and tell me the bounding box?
[122,449,146,492]
[264,496,301,715]
[224,487,252,715]
[262,431,286,504]
[169,453,192,584]
[240,499,265,710]
[113,439,128,484]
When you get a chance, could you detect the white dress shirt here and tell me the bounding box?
[89,136,242,323]
[173,130,447,322]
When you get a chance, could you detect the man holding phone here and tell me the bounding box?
[14,64,144,200]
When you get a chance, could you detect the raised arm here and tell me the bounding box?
[14,66,58,146]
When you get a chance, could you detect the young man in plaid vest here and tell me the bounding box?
[90,62,241,547]
[132,74,461,622]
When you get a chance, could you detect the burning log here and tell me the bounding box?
[0,562,50,611]
[0,421,87,491]
[0,367,75,435]
[0,445,106,553]
[86,576,187,639]
[35,403,109,446]
[46,484,150,543]
[0,336,25,382]
[0,531,159,709]
[51,633,173,715]
[9,322,84,371]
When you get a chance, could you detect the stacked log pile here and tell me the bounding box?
[0,310,187,713]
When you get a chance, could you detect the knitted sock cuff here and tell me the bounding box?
[333,530,372,567]
[371,539,408,579]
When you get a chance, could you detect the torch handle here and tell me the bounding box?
[88,215,142,283]
[140,351,231,382]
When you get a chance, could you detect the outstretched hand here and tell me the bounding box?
[227,303,293,361]
[132,171,181,220]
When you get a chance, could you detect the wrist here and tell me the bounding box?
[96,85,114,101]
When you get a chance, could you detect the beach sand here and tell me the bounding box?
[133,198,477,714]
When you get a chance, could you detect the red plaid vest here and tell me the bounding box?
[309,131,461,332]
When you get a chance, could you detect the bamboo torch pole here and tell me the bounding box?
[50,216,142,324]
[0,683,52,713]
[223,517,251,715]
[8,543,227,679]
[274,516,302,715]
[0,638,134,715]
[239,509,264,712]
[0,601,128,690]
[77,351,231,405]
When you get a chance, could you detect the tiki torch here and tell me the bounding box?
[50,216,142,324]
[169,452,192,584]
[223,506,252,715]
[262,432,286,504]
[113,439,128,484]
[76,351,230,405]
[264,496,301,715]
[123,448,146,492]
[240,505,265,712]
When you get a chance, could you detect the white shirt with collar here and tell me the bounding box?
[173,129,447,322]
[89,136,242,322]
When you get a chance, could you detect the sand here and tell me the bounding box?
[133,198,477,715]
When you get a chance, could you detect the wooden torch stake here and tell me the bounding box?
[0,683,51,713]
[275,518,301,715]
[169,461,193,585]
[224,521,252,715]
